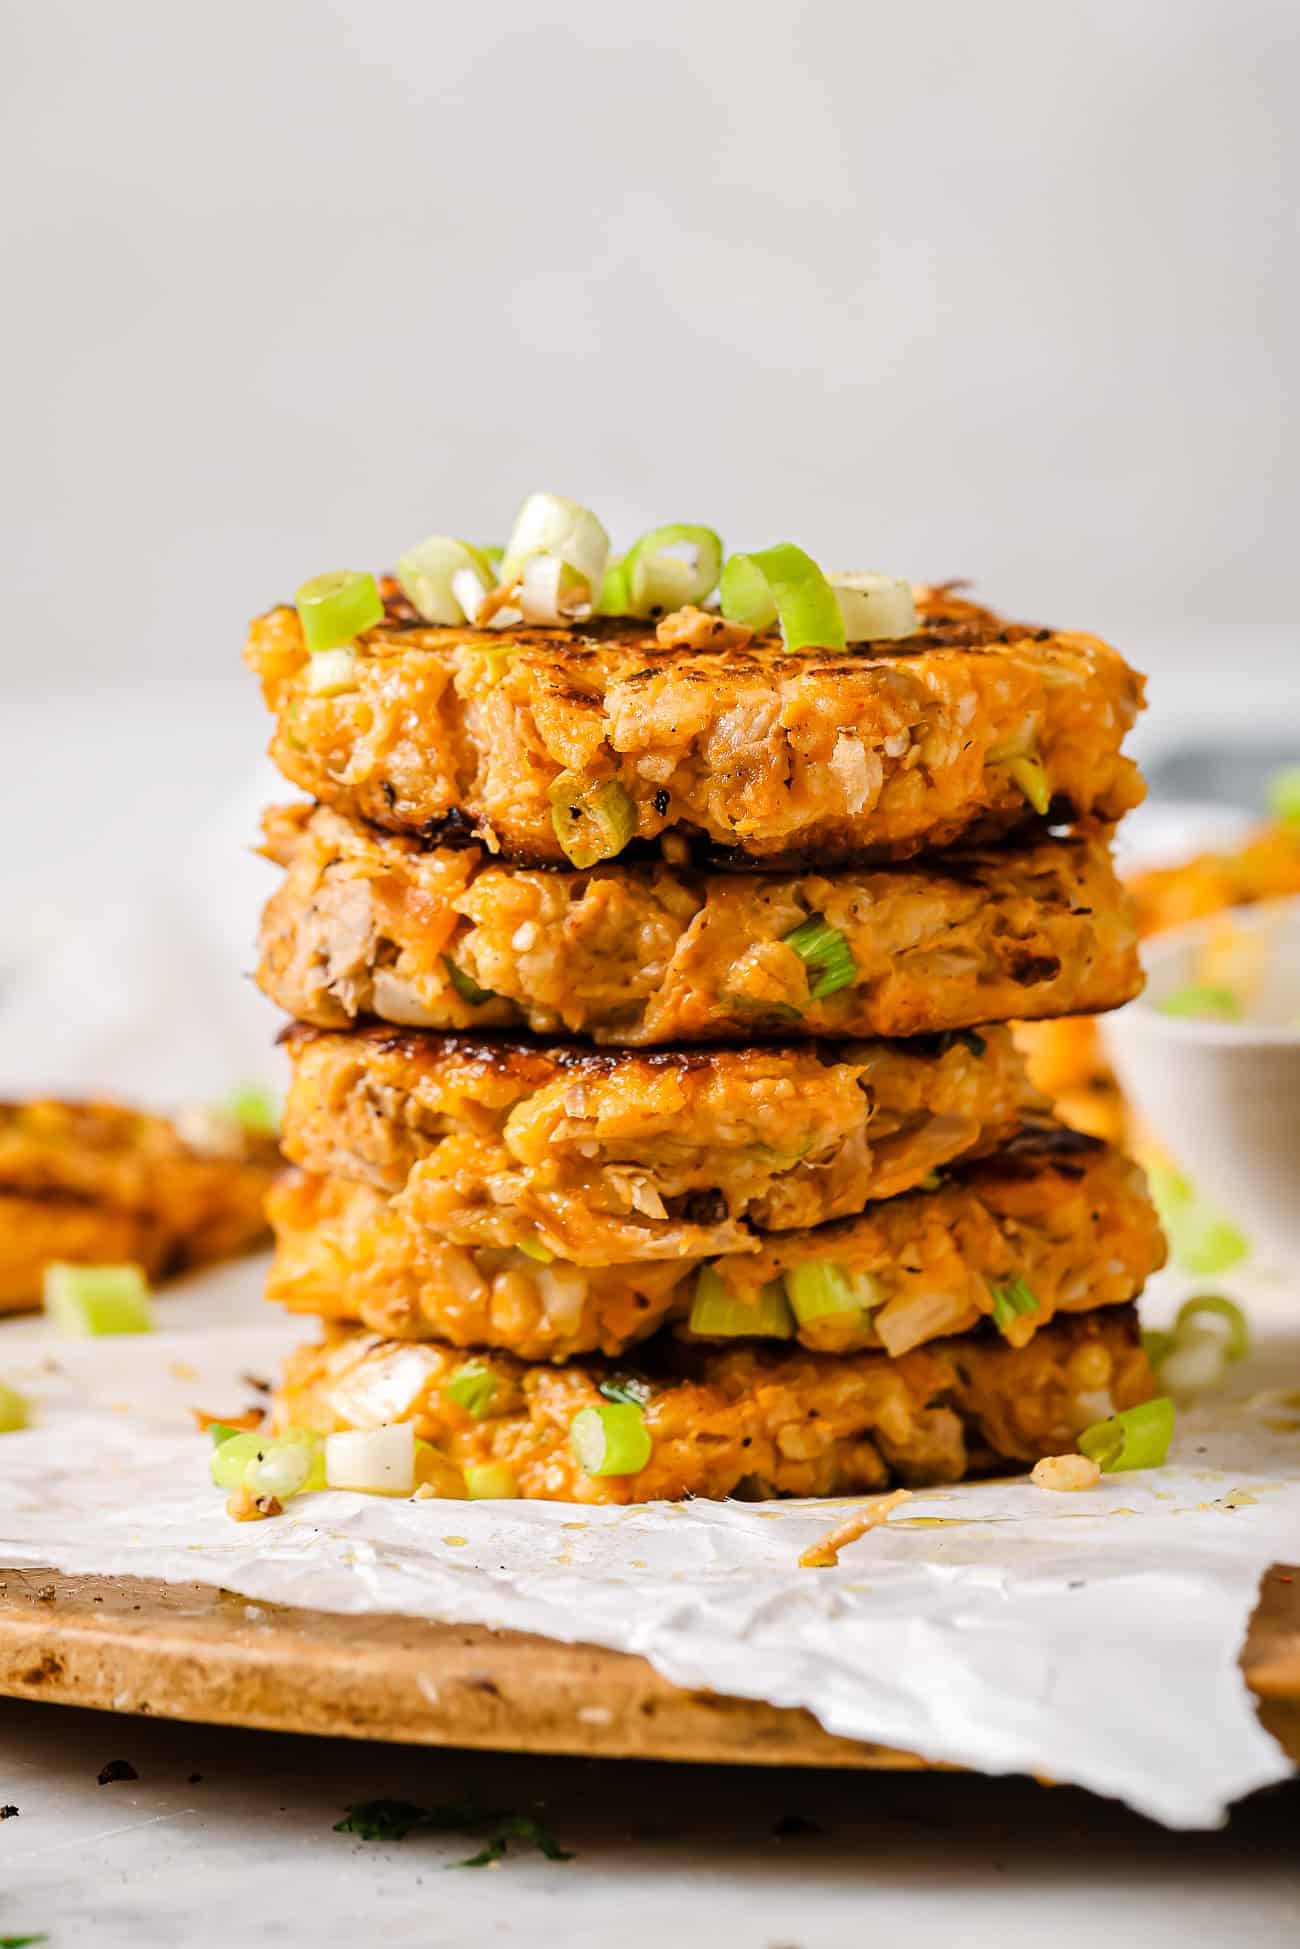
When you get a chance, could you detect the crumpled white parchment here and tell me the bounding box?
[0,1259,1295,1830]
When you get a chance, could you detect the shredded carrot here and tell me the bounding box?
[798,1489,912,1568]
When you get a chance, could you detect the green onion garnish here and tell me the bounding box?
[396,536,495,626]
[1267,763,1300,826]
[220,1083,279,1137]
[1141,1328,1177,1368]
[1147,1165,1250,1275]
[0,1383,29,1433]
[1078,1396,1175,1472]
[549,772,637,867]
[719,544,846,653]
[1174,1294,1250,1361]
[443,956,495,1005]
[1157,984,1243,1022]
[306,647,359,696]
[516,1238,555,1264]
[688,1266,795,1339]
[781,915,857,1001]
[500,493,610,624]
[597,1375,652,1409]
[209,1421,243,1446]
[620,525,724,616]
[569,1401,652,1477]
[599,558,631,616]
[783,1260,882,1325]
[43,1263,154,1337]
[1005,755,1051,817]
[210,1430,325,1496]
[827,572,917,642]
[990,1276,1040,1335]
[445,1365,498,1420]
[295,571,384,654]
[464,1462,519,1499]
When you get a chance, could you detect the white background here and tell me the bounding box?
[2,0,1296,710]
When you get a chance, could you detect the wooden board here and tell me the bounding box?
[1,1565,1297,1769]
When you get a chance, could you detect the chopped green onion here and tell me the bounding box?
[621,525,724,616]
[516,1238,554,1264]
[0,1383,29,1433]
[464,1462,519,1499]
[918,1170,942,1191]
[781,914,857,1001]
[1157,984,1242,1021]
[1078,1396,1175,1472]
[209,1421,243,1446]
[1141,1328,1177,1368]
[1266,763,1300,826]
[1174,1294,1250,1361]
[719,544,846,654]
[569,1401,652,1476]
[245,1441,318,1503]
[478,545,504,571]
[220,1083,279,1136]
[443,956,496,1005]
[597,1375,652,1408]
[445,1365,498,1420]
[396,536,495,626]
[783,1260,882,1325]
[306,646,359,696]
[549,772,637,867]
[990,1276,1040,1335]
[1005,755,1051,817]
[43,1263,154,1337]
[210,1430,269,1490]
[688,1266,795,1339]
[325,1423,416,1495]
[500,493,610,623]
[1147,1165,1250,1275]
[296,571,384,654]
[599,557,631,616]
[827,572,917,642]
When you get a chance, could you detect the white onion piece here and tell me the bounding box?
[396,536,494,625]
[306,647,359,696]
[500,492,610,620]
[516,552,595,625]
[829,572,917,642]
[325,1422,416,1495]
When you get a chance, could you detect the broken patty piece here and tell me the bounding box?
[244,585,1145,868]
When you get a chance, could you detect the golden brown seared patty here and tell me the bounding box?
[279,1022,1038,1262]
[0,1100,278,1312]
[278,1305,1153,1505]
[265,1126,1165,1363]
[259,803,1141,1044]
[244,584,1145,868]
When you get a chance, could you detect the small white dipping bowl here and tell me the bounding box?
[1103,896,1300,1262]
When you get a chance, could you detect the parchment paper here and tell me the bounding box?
[0,1259,1295,1830]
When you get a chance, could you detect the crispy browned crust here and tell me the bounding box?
[277,1305,1153,1504]
[258,802,1142,1043]
[277,1021,1038,1262]
[244,585,1145,867]
[265,1125,1165,1363]
[0,1099,278,1312]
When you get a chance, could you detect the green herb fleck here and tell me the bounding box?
[334,1799,573,1864]
[990,1276,1040,1334]
[444,956,496,1006]
[597,1375,652,1409]
[334,1799,430,1841]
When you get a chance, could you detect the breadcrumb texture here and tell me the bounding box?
[0,1100,278,1312]
[244,584,1146,867]
[278,1022,1037,1263]
[277,1306,1153,1504]
[265,1125,1165,1363]
[258,803,1141,1043]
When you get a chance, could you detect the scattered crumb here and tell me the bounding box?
[240,1373,272,1395]
[187,1774,202,1785]
[799,1489,911,1568]
[225,1483,281,1522]
[0,1804,18,1819]
[1031,1454,1102,1493]
[411,1484,438,1501]
[656,605,754,652]
[168,1361,199,1383]
[98,1760,139,1786]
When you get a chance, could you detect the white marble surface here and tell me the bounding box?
[1,1696,1297,1949]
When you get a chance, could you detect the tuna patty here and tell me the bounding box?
[0,1099,277,1311]
[259,803,1141,1044]
[279,1022,1038,1262]
[265,1126,1164,1363]
[278,1305,1153,1505]
[245,584,1145,868]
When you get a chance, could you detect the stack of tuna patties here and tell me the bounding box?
[246,579,1165,1505]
